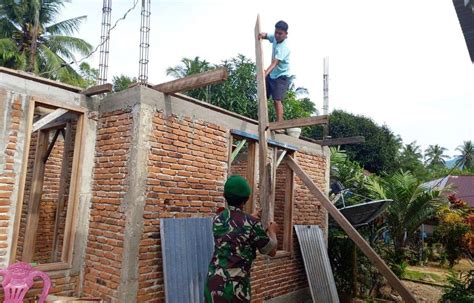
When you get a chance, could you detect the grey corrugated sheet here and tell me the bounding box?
[295,225,339,303]
[161,217,214,303]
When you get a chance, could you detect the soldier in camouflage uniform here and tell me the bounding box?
[204,175,278,303]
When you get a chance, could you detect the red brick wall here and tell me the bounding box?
[0,94,23,265]
[82,109,133,301]
[230,153,248,179]
[136,112,228,302]
[0,95,81,301]
[15,123,75,264]
[33,136,64,263]
[274,163,289,251]
[250,152,328,303]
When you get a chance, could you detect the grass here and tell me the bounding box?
[403,268,446,284]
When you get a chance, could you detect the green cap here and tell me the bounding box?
[224,175,251,199]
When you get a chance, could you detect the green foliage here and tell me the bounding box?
[112,74,137,92]
[425,144,449,167]
[77,62,98,88]
[365,171,445,264]
[268,90,316,122]
[433,209,470,268]
[308,110,400,174]
[0,0,92,85]
[440,271,474,303]
[398,141,430,180]
[166,56,213,101]
[167,54,316,121]
[210,55,258,119]
[455,140,474,169]
[330,147,374,205]
[328,228,386,299]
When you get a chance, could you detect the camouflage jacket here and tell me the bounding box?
[204,206,273,303]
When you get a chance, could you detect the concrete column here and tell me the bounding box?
[117,102,154,302]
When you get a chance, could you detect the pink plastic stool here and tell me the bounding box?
[0,262,51,303]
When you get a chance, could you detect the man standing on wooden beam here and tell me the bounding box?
[258,20,291,122]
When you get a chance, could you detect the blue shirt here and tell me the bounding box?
[267,33,291,79]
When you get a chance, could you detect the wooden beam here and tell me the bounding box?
[230,139,247,163]
[245,142,258,214]
[269,115,329,130]
[81,83,112,96]
[39,120,67,131]
[22,129,50,262]
[285,156,416,303]
[311,136,365,146]
[283,161,295,252]
[153,68,228,94]
[32,108,68,133]
[275,150,287,168]
[51,121,73,262]
[255,15,273,227]
[9,99,36,263]
[62,115,84,263]
[43,129,62,163]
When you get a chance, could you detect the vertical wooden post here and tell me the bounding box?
[255,15,272,227]
[246,142,258,214]
[51,121,72,262]
[62,115,84,263]
[22,129,50,262]
[283,161,295,252]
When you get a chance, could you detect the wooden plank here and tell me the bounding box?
[22,129,50,262]
[9,99,36,263]
[50,121,73,262]
[39,120,67,131]
[62,115,84,264]
[311,136,365,146]
[269,115,329,130]
[283,162,295,252]
[81,83,112,96]
[275,150,287,168]
[43,129,62,163]
[245,142,258,214]
[255,15,272,227]
[31,97,86,113]
[230,139,247,163]
[285,156,417,303]
[153,68,228,94]
[32,108,68,133]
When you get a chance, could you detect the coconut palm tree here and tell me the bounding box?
[166,56,212,79]
[0,0,92,84]
[365,171,444,260]
[424,144,449,167]
[455,140,473,169]
[166,56,213,101]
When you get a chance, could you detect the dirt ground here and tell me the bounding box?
[403,280,443,303]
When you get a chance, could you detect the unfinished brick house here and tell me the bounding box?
[0,67,330,302]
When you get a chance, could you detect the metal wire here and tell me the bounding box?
[39,0,140,77]
[98,0,112,84]
[138,0,151,85]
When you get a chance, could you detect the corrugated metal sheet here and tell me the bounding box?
[294,225,339,303]
[161,217,214,303]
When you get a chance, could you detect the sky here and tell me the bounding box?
[61,0,474,157]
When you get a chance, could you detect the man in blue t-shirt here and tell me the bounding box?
[258,20,291,122]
